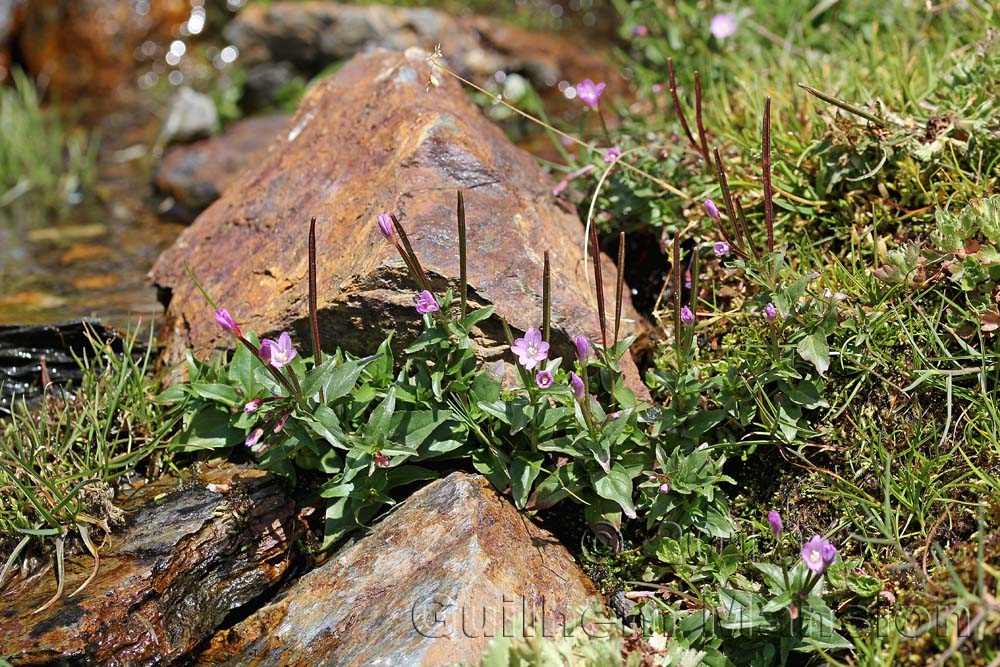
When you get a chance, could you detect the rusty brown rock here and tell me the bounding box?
[18,0,189,100]
[151,48,646,389]
[155,114,292,218]
[196,472,602,666]
[224,2,623,111]
[0,464,299,666]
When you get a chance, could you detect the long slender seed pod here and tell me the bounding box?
[713,147,749,258]
[694,71,711,165]
[390,214,431,292]
[672,231,683,359]
[762,97,775,253]
[668,58,699,153]
[589,223,608,352]
[735,196,759,258]
[542,251,551,344]
[308,216,323,366]
[614,232,625,348]
[457,191,468,319]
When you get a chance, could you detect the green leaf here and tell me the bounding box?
[189,383,241,406]
[509,455,542,509]
[797,330,830,376]
[182,406,237,449]
[592,465,636,519]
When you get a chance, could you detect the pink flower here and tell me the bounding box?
[214,309,241,336]
[259,332,298,369]
[604,147,621,163]
[576,79,606,110]
[243,398,262,413]
[651,83,666,94]
[710,13,738,39]
[374,451,390,468]
[704,198,721,221]
[658,482,670,494]
[574,335,591,363]
[510,328,549,370]
[630,25,649,37]
[714,241,731,257]
[552,163,595,197]
[273,413,289,433]
[680,306,695,326]
[801,535,837,574]
[377,212,394,240]
[415,290,440,314]
[764,302,778,322]
[535,370,554,389]
[245,427,264,449]
[570,372,585,399]
[768,510,783,538]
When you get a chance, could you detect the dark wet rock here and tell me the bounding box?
[196,472,602,666]
[0,319,122,409]
[0,464,299,665]
[241,61,301,114]
[17,0,189,99]
[223,2,623,110]
[0,0,25,80]
[155,114,292,217]
[151,48,647,392]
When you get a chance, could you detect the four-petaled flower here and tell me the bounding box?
[415,290,440,314]
[604,147,621,163]
[510,328,549,370]
[764,302,778,322]
[259,332,298,368]
[768,510,783,538]
[574,335,591,363]
[377,212,394,240]
[570,371,585,399]
[801,535,837,574]
[576,79,606,110]
[680,305,695,326]
[704,198,721,221]
[214,309,241,336]
[710,13,738,39]
[535,370,554,389]
[714,241,731,257]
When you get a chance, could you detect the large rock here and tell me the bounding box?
[224,2,622,111]
[155,114,292,218]
[150,48,645,381]
[0,464,299,665]
[18,0,189,100]
[195,472,602,666]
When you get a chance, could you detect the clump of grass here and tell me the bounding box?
[0,326,180,611]
[0,69,97,211]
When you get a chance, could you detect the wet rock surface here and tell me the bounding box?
[196,472,602,666]
[0,319,123,409]
[151,48,645,382]
[155,114,292,219]
[224,2,622,111]
[0,464,298,666]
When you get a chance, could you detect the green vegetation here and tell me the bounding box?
[0,69,97,211]
[0,328,180,612]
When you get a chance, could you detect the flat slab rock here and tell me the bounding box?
[151,48,646,390]
[155,114,292,219]
[196,472,602,666]
[0,464,298,666]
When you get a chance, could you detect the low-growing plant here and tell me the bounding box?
[0,326,181,611]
